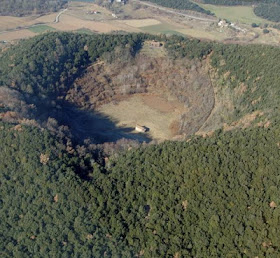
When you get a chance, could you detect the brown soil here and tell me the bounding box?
[141,94,184,113]
[0,29,36,41]
[223,110,264,131]
[98,94,183,140]
[0,13,58,31]
[50,14,122,33]
[66,52,214,140]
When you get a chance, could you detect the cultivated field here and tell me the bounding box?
[50,14,123,33]
[98,94,186,141]
[29,25,56,34]
[0,29,36,41]
[176,27,228,40]
[0,16,36,31]
[198,4,269,24]
[1,0,280,46]
[119,19,161,28]
[0,12,58,31]
[250,27,280,45]
[140,23,186,36]
[0,12,58,41]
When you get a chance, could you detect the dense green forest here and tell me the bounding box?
[0,32,150,98]
[165,36,280,123]
[92,125,280,257]
[0,122,99,256]
[1,121,279,256]
[3,32,280,123]
[140,0,212,15]
[254,3,280,22]
[199,0,280,5]
[0,0,67,16]
[199,0,251,5]
[198,0,280,22]
[1,32,280,256]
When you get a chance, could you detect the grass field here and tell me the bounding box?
[176,27,227,40]
[198,4,269,24]
[29,25,56,33]
[0,30,36,41]
[0,13,58,31]
[119,19,161,28]
[98,94,184,140]
[140,41,167,57]
[75,28,96,35]
[140,23,186,36]
[50,14,122,33]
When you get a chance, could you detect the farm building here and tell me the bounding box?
[115,0,127,4]
[149,40,163,48]
[218,20,228,28]
[87,10,100,14]
[135,124,148,133]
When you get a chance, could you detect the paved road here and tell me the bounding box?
[133,0,217,22]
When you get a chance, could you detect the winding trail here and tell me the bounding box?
[55,8,68,23]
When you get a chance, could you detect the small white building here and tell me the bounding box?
[218,20,228,28]
[115,0,127,4]
[135,124,148,133]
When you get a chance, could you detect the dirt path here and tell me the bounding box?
[55,8,68,23]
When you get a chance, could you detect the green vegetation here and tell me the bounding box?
[91,125,280,257]
[28,25,57,34]
[199,0,280,22]
[140,0,212,15]
[140,24,185,36]
[251,22,259,27]
[254,4,280,22]
[210,43,280,120]
[75,28,96,35]
[165,36,280,122]
[200,0,253,5]
[0,32,150,97]
[197,4,268,24]
[1,120,280,256]
[200,0,280,5]
[1,32,280,256]
[0,122,129,256]
[0,0,67,16]
[0,32,89,97]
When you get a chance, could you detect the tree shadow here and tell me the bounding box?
[42,101,152,144]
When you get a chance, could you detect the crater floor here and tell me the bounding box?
[98,93,186,141]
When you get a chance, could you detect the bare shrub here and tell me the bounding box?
[0,86,31,116]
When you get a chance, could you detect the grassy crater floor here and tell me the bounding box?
[98,94,186,140]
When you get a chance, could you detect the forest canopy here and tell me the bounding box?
[254,3,280,22]
[140,0,212,15]
[1,121,279,256]
[0,32,280,256]
[198,0,280,22]
[199,0,280,5]
[0,0,67,16]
